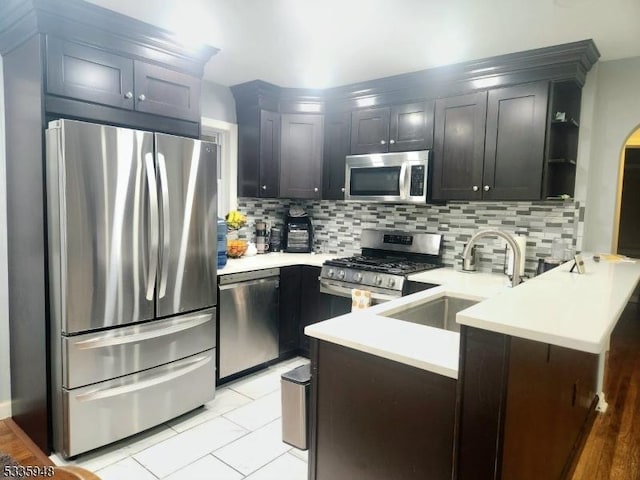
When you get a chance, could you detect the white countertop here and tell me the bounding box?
[457,256,640,354]
[306,258,640,378]
[217,252,336,275]
[304,305,461,379]
[305,268,509,379]
[408,268,512,298]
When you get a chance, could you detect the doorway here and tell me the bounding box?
[616,127,640,258]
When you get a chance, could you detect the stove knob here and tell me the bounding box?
[387,277,396,288]
[338,270,346,279]
[374,275,383,285]
[327,269,335,278]
[354,272,363,282]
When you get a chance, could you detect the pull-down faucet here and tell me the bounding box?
[462,229,522,288]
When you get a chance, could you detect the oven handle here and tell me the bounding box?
[319,280,399,303]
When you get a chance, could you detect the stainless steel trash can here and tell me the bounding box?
[281,363,310,450]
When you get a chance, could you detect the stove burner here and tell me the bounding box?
[324,255,442,275]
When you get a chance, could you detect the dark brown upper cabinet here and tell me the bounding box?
[259,110,282,198]
[350,107,391,154]
[322,111,351,199]
[46,37,201,122]
[133,61,201,122]
[433,82,550,201]
[350,102,433,155]
[46,36,134,110]
[432,92,487,201]
[483,82,549,200]
[389,101,434,152]
[280,114,324,199]
[236,108,280,198]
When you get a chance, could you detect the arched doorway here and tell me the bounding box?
[615,127,640,258]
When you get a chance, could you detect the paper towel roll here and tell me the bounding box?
[506,235,527,276]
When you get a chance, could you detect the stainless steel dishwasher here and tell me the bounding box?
[218,268,280,379]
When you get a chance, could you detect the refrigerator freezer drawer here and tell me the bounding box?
[61,349,216,458]
[62,308,216,389]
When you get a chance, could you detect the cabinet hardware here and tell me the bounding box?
[314,187,318,192]
[262,185,267,190]
[380,140,386,145]
[138,94,146,102]
[484,185,491,191]
[389,139,396,144]
[341,187,345,192]
[124,92,133,99]
[472,186,479,192]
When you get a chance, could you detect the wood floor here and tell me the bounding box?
[1,304,639,479]
[571,301,640,480]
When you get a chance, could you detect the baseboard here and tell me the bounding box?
[0,400,11,419]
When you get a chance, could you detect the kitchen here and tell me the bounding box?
[1,0,640,479]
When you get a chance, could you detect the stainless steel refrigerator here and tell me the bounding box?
[46,119,218,458]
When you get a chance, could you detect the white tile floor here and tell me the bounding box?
[50,357,310,480]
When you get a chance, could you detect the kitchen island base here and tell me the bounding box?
[456,326,599,480]
[308,339,456,480]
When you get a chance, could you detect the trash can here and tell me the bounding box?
[281,363,311,450]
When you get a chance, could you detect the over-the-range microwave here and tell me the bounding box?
[345,150,429,203]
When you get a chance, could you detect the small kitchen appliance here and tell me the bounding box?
[320,229,443,303]
[345,150,429,203]
[284,213,313,253]
[255,220,269,254]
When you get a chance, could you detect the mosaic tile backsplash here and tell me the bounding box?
[235,198,584,277]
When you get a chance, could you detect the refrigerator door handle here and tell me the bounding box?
[74,354,212,402]
[72,313,213,350]
[157,152,171,298]
[144,152,159,301]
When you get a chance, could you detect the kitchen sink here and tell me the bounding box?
[382,295,479,332]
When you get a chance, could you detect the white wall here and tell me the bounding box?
[581,56,640,253]
[201,81,237,124]
[0,56,12,419]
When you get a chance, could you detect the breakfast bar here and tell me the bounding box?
[305,256,640,480]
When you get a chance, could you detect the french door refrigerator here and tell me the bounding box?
[46,119,218,458]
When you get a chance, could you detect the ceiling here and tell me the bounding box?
[84,0,640,89]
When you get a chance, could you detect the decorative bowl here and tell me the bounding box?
[227,239,248,258]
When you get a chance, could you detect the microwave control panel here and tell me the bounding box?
[409,165,426,196]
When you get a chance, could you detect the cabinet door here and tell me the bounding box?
[389,101,434,152]
[432,93,487,200]
[322,111,351,200]
[259,110,281,198]
[299,266,330,355]
[280,114,324,199]
[46,37,134,109]
[483,82,549,200]
[134,61,201,122]
[350,107,391,154]
[279,266,302,355]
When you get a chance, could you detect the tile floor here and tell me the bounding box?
[50,357,310,480]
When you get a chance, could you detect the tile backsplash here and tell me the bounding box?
[235,198,584,277]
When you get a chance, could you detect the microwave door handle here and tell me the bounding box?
[399,163,409,199]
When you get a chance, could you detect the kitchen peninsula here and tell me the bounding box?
[305,257,640,480]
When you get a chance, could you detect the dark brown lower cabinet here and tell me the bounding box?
[309,340,456,480]
[456,326,598,480]
[299,266,330,356]
[279,266,302,356]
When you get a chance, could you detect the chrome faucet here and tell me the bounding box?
[462,229,522,287]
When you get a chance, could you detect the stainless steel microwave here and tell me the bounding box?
[345,150,429,203]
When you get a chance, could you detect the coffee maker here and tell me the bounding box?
[283,215,313,253]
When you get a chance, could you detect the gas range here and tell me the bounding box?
[320,230,443,300]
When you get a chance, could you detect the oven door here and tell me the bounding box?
[319,279,400,311]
